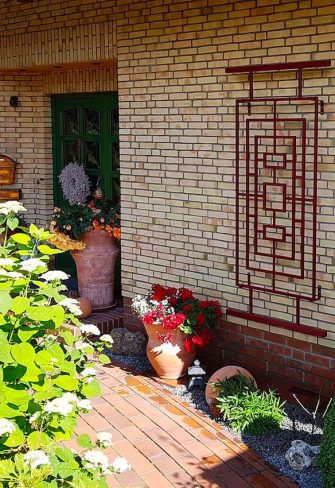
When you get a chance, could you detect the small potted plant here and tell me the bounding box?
[50,163,121,310]
[132,284,222,379]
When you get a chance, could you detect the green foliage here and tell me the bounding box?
[214,373,286,435]
[0,205,128,487]
[318,398,335,488]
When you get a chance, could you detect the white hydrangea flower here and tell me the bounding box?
[110,457,131,473]
[80,323,100,336]
[100,334,114,344]
[44,396,75,416]
[0,258,15,266]
[20,258,47,273]
[29,412,41,424]
[23,450,50,470]
[60,297,82,316]
[74,341,94,353]
[7,271,24,279]
[96,431,113,448]
[0,419,16,436]
[80,368,97,378]
[0,201,26,215]
[77,399,93,412]
[41,270,69,282]
[84,450,109,472]
[61,393,78,404]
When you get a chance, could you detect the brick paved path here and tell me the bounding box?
[71,364,298,488]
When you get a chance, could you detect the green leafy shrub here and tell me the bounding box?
[318,398,335,488]
[0,201,130,487]
[214,373,286,435]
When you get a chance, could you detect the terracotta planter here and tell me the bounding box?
[143,321,197,379]
[77,297,93,319]
[205,365,257,416]
[71,230,119,310]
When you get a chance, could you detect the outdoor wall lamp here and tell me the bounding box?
[9,96,19,108]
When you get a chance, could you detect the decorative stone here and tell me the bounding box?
[110,328,147,357]
[285,440,320,471]
[77,297,93,319]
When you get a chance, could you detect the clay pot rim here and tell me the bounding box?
[205,365,257,410]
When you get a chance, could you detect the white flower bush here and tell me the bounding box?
[23,450,50,470]
[96,432,113,448]
[0,205,129,487]
[44,396,76,416]
[20,258,47,272]
[80,323,101,336]
[0,419,16,436]
[41,270,69,281]
[0,200,26,215]
[60,297,82,316]
[81,367,97,378]
[77,399,93,412]
[111,457,132,473]
[100,334,114,344]
[0,257,15,266]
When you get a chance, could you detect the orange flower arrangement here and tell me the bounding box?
[50,199,121,251]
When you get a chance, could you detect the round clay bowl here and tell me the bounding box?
[77,296,93,319]
[205,365,257,416]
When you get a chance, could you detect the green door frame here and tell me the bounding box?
[51,92,120,282]
[52,92,119,208]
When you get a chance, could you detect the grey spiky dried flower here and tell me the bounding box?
[59,163,91,205]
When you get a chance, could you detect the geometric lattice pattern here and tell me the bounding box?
[226,60,330,337]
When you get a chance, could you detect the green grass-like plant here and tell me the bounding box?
[214,373,286,435]
[318,398,335,488]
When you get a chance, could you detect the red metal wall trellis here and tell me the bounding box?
[226,60,331,338]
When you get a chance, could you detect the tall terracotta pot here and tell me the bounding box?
[71,230,119,310]
[143,321,197,379]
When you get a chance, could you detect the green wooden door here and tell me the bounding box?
[52,93,120,280]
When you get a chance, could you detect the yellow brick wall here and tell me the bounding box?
[116,0,335,349]
[0,0,334,350]
[0,65,117,224]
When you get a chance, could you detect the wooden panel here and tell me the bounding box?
[0,190,21,202]
[0,155,16,184]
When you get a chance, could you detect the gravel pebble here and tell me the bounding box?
[107,354,324,488]
[106,351,154,375]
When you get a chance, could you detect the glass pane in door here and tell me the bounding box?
[84,108,100,135]
[63,141,79,164]
[84,141,100,169]
[62,109,78,135]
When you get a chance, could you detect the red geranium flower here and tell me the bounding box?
[192,329,214,348]
[179,288,194,301]
[209,300,223,318]
[166,287,177,297]
[183,337,194,353]
[169,296,177,306]
[143,310,159,325]
[151,284,167,302]
[196,313,205,326]
[198,300,210,309]
[183,304,192,313]
[162,313,186,330]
